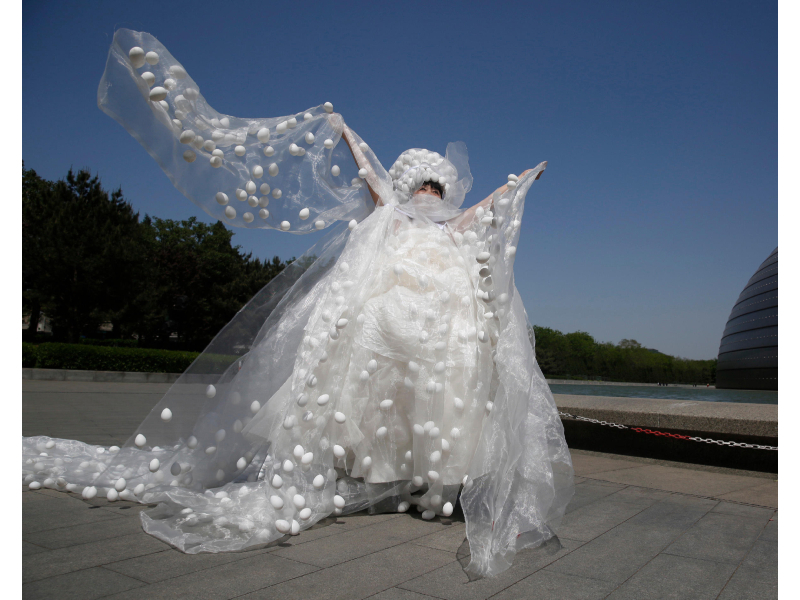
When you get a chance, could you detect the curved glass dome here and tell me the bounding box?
[716,247,777,390]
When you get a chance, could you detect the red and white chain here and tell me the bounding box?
[557,411,778,451]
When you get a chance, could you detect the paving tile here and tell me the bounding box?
[22,566,145,600]
[731,539,777,584]
[103,551,318,600]
[716,480,778,508]
[241,543,453,600]
[570,453,642,477]
[608,485,672,507]
[23,532,170,583]
[588,464,772,499]
[270,513,445,568]
[492,569,618,600]
[557,494,648,542]
[760,511,778,542]
[564,480,626,514]
[105,547,270,584]
[23,493,123,534]
[717,575,778,600]
[410,522,466,554]
[711,501,776,519]
[605,553,736,600]
[370,588,442,600]
[22,541,48,556]
[718,542,779,600]
[663,511,770,565]
[546,495,715,583]
[25,512,146,549]
[399,537,575,600]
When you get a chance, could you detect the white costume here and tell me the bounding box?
[22,30,573,578]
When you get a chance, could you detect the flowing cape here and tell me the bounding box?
[23,28,573,579]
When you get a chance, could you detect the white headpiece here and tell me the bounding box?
[388,148,457,195]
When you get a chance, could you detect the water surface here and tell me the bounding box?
[549,384,777,405]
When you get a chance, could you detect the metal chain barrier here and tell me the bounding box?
[558,411,778,451]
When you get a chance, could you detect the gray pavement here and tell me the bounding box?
[22,380,778,599]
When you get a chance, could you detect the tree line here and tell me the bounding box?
[531,326,716,384]
[23,165,291,351]
[23,164,716,382]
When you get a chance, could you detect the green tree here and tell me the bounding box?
[22,165,144,342]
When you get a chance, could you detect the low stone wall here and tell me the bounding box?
[555,394,778,473]
[554,394,777,438]
[22,368,182,384]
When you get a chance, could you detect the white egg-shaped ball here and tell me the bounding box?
[323,102,334,113]
[134,434,146,447]
[268,163,279,176]
[324,139,334,149]
[149,458,160,472]
[243,212,254,223]
[84,486,98,499]
[234,145,246,157]
[161,408,172,422]
[313,474,325,489]
[297,208,310,221]
[358,168,368,179]
[333,444,346,458]
[250,400,261,414]
[168,64,187,79]
[280,221,290,231]
[210,156,223,168]
[334,412,346,423]
[252,165,263,178]
[315,220,325,230]
[224,206,236,219]
[271,474,283,488]
[149,87,167,102]
[187,436,198,449]
[215,192,228,205]
[129,46,146,68]
[141,71,155,87]
[263,145,275,157]
[106,489,119,502]
[259,209,270,219]
[333,494,345,509]
[272,188,282,199]
[270,495,284,509]
[275,519,290,533]
[145,51,159,65]
[28,481,41,490]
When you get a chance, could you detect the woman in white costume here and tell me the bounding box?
[22,30,574,578]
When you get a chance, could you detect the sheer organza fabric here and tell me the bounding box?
[22,29,573,579]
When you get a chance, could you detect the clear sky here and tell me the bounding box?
[22,0,776,360]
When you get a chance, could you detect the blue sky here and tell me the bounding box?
[22,0,776,360]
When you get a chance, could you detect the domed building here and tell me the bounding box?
[716,247,777,390]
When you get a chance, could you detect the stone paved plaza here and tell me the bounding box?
[22,380,778,599]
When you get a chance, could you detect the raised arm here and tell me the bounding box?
[449,167,543,232]
[340,126,382,206]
